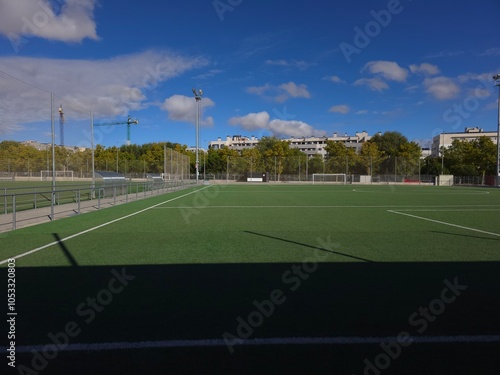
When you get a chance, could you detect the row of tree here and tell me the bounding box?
[0,131,497,179]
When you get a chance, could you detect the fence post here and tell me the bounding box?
[12,195,16,230]
[50,192,55,221]
[4,188,7,215]
[77,190,81,214]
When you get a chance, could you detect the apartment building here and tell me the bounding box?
[431,127,498,157]
[208,131,373,158]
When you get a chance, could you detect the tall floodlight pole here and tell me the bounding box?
[192,88,203,183]
[51,93,55,220]
[90,111,95,198]
[494,74,500,186]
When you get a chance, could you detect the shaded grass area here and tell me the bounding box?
[4,262,500,374]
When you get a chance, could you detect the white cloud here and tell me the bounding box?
[480,47,500,57]
[162,95,215,126]
[423,50,464,59]
[265,59,314,70]
[246,84,272,96]
[457,72,493,84]
[246,82,311,103]
[228,111,270,131]
[229,111,325,137]
[279,82,311,100]
[191,69,224,80]
[353,77,389,92]
[329,105,350,114]
[409,63,440,76]
[323,75,345,84]
[356,110,368,115]
[0,50,209,134]
[0,0,98,43]
[404,85,420,92]
[269,119,326,138]
[363,61,408,82]
[423,77,460,100]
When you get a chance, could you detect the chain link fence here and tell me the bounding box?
[206,155,437,184]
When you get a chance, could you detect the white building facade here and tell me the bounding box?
[208,131,373,158]
[431,127,498,157]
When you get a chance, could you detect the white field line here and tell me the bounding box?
[392,209,500,212]
[4,335,500,353]
[155,205,500,209]
[387,210,500,238]
[0,187,209,265]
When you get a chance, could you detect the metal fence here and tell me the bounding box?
[219,155,427,182]
[0,148,190,180]
[0,179,196,231]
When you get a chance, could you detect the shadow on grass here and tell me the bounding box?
[53,233,79,267]
[244,230,375,262]
[4,261,500,374]
[431,230,500,242]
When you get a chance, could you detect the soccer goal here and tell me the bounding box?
[312,173,347,184]
[41,170,74,181]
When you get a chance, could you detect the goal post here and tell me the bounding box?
[312,173,347,185]
[40,170,74,181]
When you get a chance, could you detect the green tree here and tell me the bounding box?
[444,140,476,176]
[474,136,497,181]
[358,142,385,175]
[324,141,357,174]
[420,156,443,176]
[398,141,422,176]
[370,131,408,156]
[307,154,325,175]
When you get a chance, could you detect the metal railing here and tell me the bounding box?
[1,180,195,231]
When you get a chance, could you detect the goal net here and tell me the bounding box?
[312,173,347,184]
[41,170,74,181]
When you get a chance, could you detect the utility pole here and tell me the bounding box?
[192,88,203,183]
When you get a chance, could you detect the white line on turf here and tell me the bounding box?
[155,205,500,209]
[392,209,500,212]
[0,186,209,265]
[387,210,500,238]
[4,335,500,353]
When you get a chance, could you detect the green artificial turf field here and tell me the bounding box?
[1,184,499,374]
[1,183,499,265]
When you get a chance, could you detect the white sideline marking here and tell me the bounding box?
[388,210,500,238]
[0,187,209,265]
[156,204,500,209]
[393,209,500,212]
[5,335,500,353]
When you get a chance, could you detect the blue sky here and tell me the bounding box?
[0,0,499,149]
